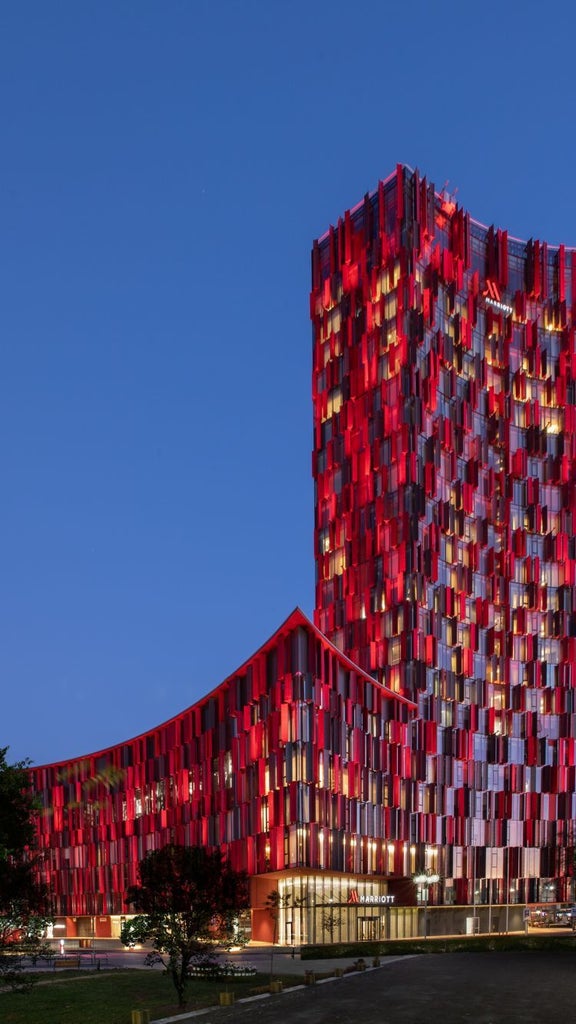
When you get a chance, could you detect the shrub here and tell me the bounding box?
[187,954,256,979]
[302,935,576,960]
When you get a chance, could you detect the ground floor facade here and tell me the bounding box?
[46,868,535,948]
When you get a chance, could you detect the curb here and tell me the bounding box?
[151,965,384,1023]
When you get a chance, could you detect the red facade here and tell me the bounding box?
[31,609,414,929]
[31,165,576,937]
[312,164,576,904]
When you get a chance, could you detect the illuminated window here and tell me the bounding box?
[389,637,402,666]
[224,752,233,789]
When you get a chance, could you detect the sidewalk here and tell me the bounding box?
[233,946,372,976]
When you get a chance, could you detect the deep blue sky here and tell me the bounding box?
[3,0,576,766]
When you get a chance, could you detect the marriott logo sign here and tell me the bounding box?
[482,279,513,315]
[347,889,395,905]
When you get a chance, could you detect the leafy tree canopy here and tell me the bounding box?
[0,748,37,859]
[121,844,249,1008]
[0,748,52,991]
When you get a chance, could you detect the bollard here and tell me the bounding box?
[219,991,235,1006]
[304,970,316,985]
[131,1012,150,1024]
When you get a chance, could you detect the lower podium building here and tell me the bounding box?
[31,609,421,945]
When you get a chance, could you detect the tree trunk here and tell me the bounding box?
[172,967,186,1009]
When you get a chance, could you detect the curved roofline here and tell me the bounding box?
[316,162,576,253]
[301,608,417,710]
[33,606,415,770]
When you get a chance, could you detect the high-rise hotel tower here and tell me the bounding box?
[311,164,576,902]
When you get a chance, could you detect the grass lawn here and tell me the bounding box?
[0,968,293,1024]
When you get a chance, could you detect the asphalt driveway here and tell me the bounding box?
[168,951,576,1024]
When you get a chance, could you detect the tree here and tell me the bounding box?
[0,748,52,991]
[0,748,37,859]
[320,905,341,944]
[264,888,283,982]
[121,844,249,1008]
[265,888,304,980]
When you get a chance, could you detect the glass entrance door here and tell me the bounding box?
[357,916,379,942]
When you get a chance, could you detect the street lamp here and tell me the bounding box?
[414,870,440,939]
